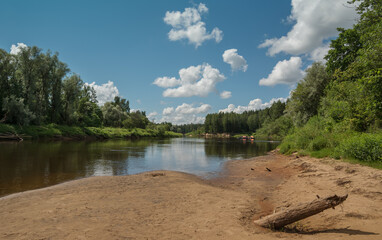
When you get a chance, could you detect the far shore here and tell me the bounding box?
[1,152,381,239]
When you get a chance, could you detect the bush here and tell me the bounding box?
[341,133,382,161]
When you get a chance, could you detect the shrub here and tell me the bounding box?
[341,133,382,161]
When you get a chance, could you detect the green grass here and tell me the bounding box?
[278,116,382,169]
[0,123,182,140]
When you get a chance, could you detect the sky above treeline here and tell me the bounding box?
[0,0,358,124]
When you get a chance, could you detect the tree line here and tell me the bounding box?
[204,100,285,134]
[0,46,149,129]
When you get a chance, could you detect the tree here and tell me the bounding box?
[123,111,149,129]
[62,74,84,125]
[286,62,330,126]
[0,49,16,119]
[102,102,128,127]
[2,96,35,125]
[113,96,130,113]
[77,85,102,127]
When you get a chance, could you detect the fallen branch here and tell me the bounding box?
[0,133,23,142]
[254,194,348,229]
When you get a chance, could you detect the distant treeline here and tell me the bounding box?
[204,101,285,133]
[0,46,152,130]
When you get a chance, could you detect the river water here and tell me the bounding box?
[0,138,279,197]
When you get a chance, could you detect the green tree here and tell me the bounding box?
[102,102,128,127]
[62,74,84,125]
[2,96,35,125]
[286,62,330,126]
[123,111,149,129]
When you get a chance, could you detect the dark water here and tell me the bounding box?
[0,138,279,197]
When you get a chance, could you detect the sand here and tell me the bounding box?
[1,151,381,239]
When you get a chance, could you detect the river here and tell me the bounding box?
[0,138,279,197]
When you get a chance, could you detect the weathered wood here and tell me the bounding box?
[0,133,23,141]
[254,194,348,229]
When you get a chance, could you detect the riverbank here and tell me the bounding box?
[0,123,182,140]
[1,152,381,239]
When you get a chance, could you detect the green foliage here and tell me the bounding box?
[286,62,330,126]
[279,116,345,155]
[325,28,362,74]
[123,111,149,129]
[102,102,128,127]
[77,97,103,127]
[204,100,286,134]
[341,132,382,162]
[0,123,181,139]
[62,74,84,124]
[2,96,35,125]
[255,115,293,140]
[0,124,16,134]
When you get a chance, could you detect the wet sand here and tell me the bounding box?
[1,151,381,239]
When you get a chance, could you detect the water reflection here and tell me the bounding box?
[0,138,278,197]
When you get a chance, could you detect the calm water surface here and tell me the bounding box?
[0,138,279,197]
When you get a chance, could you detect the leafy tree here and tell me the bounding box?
[77,97,103,127]
[77,85,102,127]
[113,96,130,113]
[62,74,84,125]
[102,102,128,127]
[123,111,149,129]
[2,96,35,125]
[286,62,330,126]
[0,49,17,119]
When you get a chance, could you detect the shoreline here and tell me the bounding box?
[1,152,381,239]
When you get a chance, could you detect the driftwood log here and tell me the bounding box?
[0,133,23,141]
[254,194,348,229]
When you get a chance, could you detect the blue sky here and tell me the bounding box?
[0,0,358,124]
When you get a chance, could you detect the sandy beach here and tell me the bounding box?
[1,151,381,239]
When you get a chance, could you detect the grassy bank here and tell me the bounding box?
[276,116,382,169]
[0,123,182,140]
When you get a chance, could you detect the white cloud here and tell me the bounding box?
[85,80,119,106]
[147,112,158,121]
[160,103,211,125]
[162,107,175,115]
[219,98,287,114]
[220,91,232,99]
[155,63,225,98]
[153,77,180,88]
[10,43,28,55]
[259,0,357,56]
[259,57,305,86]
[309,43,330,62]
[175,103,211,114]
[164,3,223,47]
[222,49,248,72]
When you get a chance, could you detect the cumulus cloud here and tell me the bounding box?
[222,49,248,72]
[164,3,223,47]
[160,103,211,125]
[147,112,158,121]
[309,43,330,62]
[220,91,232,99]
[259,0,357,56]
[85,80,119,106]
[259,57,305,86]
[10,43,28,55]
[153,77,180,88]
[162,107,175,116]
[154,64,225,98]
[219,98,287,114]
[176,103,211,114]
